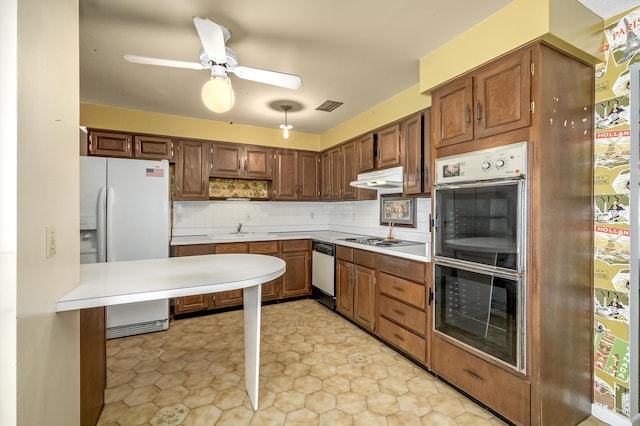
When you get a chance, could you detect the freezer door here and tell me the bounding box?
[80,157,107,264]
[106,158,170,261]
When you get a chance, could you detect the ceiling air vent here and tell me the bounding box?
[315,100,344,112]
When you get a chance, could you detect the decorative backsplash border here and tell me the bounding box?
[208,178,270,199]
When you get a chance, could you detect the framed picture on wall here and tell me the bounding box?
[380,194,416,227]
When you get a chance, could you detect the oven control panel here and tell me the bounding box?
[434,142,527,184]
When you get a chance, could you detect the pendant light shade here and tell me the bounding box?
[201,71,235,113]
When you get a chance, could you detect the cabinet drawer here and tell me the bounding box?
[353,249,375,268]
[433,336,530,425]
[249,241,278,254]
[378,316,425,363]
[281,239,309,252]
[214,242,249,254]
[376,254,426,283]
[336,245,353,262]
[379,295,425,336]
[173,244,214,257]
[378,272,425,309]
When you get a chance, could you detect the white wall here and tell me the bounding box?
[14,0,81,424]
[1,0,18,424]
[173,196,432,242]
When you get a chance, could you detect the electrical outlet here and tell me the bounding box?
[310,212,315,219]
[46,225,56,258]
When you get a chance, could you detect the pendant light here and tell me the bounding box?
[201,65,235,113]
[279,105,293,139]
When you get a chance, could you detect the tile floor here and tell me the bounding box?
[97,299,611,426]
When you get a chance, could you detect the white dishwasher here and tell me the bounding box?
[311,240,336,310]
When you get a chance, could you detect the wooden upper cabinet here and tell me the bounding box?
[88,130,173,160]
[321,150,333,200]
[422,108,432,196]
[474,49,531,139]
[431,76,474,147]
[376,123,402,168]
[321,147,341,200]
[134,135,173,160]
[211,143,271,179]
[432,48,531,148]
[299,151,320,200]
[357,133,375,172]
[402,112,423,195]
[89,131,133,158]
[273,149,299,200]
[175,140,210,200]
[341,140,358,200]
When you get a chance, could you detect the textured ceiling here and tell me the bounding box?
[80,1,631,135]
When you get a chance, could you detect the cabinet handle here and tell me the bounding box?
[238,159,241,170]
[476,101,481,122]
[393,309,405,316]
[464,369,484,382]
[392,285,404,292]
[465,106,470,125]
[244,159,247,171]
[393,333,404,341]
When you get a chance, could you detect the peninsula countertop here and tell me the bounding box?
[56,254,286,312]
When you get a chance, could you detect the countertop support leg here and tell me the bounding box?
[243,284,262,410]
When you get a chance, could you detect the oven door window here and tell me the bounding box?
[434,263,523,370]
[434,180,523,272]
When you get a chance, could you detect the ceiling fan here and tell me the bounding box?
[123,17,303,113]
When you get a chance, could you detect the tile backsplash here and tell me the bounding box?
[173,195,431,242]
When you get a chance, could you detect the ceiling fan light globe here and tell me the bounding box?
[201,76,235,113]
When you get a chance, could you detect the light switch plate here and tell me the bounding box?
[46,225,56,258]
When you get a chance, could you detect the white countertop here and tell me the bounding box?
[57,254,286,312]
[171,230,431,263]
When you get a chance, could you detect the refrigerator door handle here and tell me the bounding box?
[106,187,115,262]
[97,186,107,263]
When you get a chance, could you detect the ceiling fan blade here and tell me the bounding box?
[230,66,302,89]
[122,54,206,70]
[193,17,227,64]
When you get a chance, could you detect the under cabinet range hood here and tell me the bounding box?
[350,166,403,190]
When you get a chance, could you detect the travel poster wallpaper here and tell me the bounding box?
[593,5,640,419]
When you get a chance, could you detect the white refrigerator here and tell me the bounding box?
[80,156,170,339]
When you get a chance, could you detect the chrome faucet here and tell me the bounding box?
[237,223,243,233]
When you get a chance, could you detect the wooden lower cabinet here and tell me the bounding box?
[433,336,530,426]
[172,239,311,315]
[335,246,376,331]
[249,241,281,301]
[280,239,311,298]
[376,254,429,366]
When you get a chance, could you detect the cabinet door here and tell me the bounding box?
[89,131,132,158]
[299,151,320,200]
[244,146,272,179]
[402,112,423,195]
[273,150,299,200]
[376,124,402,168]
[175,140,210,200]
[211,143,242,178]
[329,147,342,199]
[354,265,376,330]
[341,140,357,199]
[357,133,375,172]
[175,294,213,314]
[336,260,354,318]
[475,49,531,139]
[280,250,311,298]
[173,243,215,315]
[212,243,248,307]
[422,108,432,196]
[134,135,173,160]
[431,76,474,148]
[249,241,281,301]
[321,151,332,199]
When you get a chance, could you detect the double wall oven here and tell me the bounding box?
[433,142,527,372]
